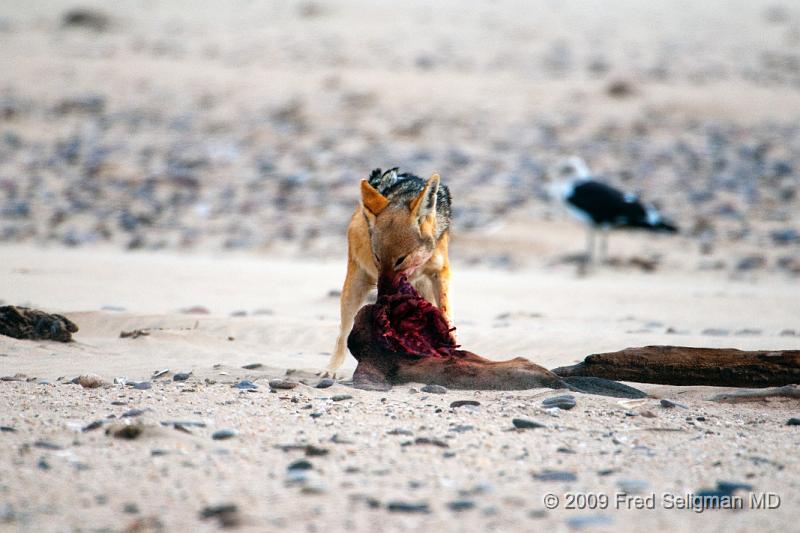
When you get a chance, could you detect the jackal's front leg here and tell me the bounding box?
[432,264,452,326]
[328,258,372,374]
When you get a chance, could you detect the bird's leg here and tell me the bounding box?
[599,227,609,263]
[585,227,595,265]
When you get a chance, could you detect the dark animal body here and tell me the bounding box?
[565,180,677,232]
[347,275,646,398]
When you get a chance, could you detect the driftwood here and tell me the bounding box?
[347,275,646,398]
[0,306,78,342]
[552,345,800,388]
[710,385,800,403]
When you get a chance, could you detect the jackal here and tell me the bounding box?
[327,167,452,372]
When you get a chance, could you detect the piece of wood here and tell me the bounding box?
[710,385,800,403]
[552,346,800,388]
[0,306,78,342]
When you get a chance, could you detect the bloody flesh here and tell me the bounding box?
[374,275,459,358]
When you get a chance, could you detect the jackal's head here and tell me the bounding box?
[360,173,441,278]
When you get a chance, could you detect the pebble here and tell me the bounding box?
[331,394,353,401]
[304,445,329,456]
[421,384,448,394]
[34,440,63,451]
[450,400,480,408]
[0,426,16,432]
[617,479,649,494]
[173,372,191,381]
[233,380,258,390]
[288,459,313,471]
[386,501,430,513]
[123,503,140,514]
[787,418,800,426]
[121,408,146,418]
[316,378,335,388]
[77,374,106,389]
[533,470,577,482]
[109,423,144,440]
[736,256,766,271]
[133,381,152,390]
[660,399,688,409]
[199,504,241,528]
[151,369,170,379]
[701,328,730,336]
[447,500,475,511]
[566,514,613,529]
[512,418,546,429]
[269,379,298,390]
[212,429,238,440]
[241,363,263,369]
[542,395,576,410]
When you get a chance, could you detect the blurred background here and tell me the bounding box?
[1,0,799,275]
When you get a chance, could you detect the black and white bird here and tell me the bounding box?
[549,157,678,263]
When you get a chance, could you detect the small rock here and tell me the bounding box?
[109,423,143,440]
[200,504,241,528]
[133,381,151,390]
[304,445,329,456]
[331,394,353,401]
[34,440,63,451]
[173,372,191,382]
[513,418,546,429]
[771,228,799,245]
[288,459,313,471]
[77,374,106,389]
[787,418,800,426]
[542,395,576,410]
[61,8,110,31]
[233,380,258,390]
[736,256,766,271]
[121,408,146,418]
[450,400,480,408]
[386,501,430,513]
[660,399,688,409]
[701,328,730,336]
[241,363,263,370]
[607,80,635,98]
[180,306,210,315]
[122,503,139,514]
[617,479,649,494]
[269,379,297,390]
[212,429,238,440]
[533,470,577,482]
[566,514,613,529]
[316,378,335,389]
[447,500,475,511]
[0,426,17,432]
[151,369,170,379]
[421,384,448,394]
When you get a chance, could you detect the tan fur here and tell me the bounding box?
[328,174,452,373]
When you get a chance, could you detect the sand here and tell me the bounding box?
[1,245,799,532]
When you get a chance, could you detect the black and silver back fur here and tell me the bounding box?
[368,167,452,239]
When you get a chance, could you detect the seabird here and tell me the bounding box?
[549,157,678,263]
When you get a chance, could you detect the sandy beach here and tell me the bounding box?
[2,0,800,531]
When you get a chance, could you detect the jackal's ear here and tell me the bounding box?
[360,179,388,217]
[410,173,440,224]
